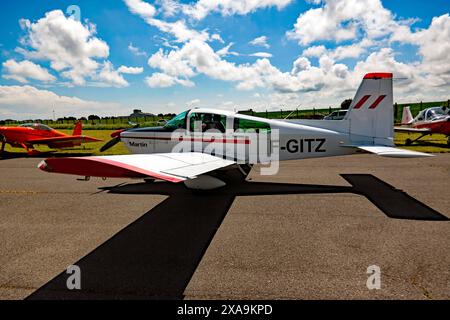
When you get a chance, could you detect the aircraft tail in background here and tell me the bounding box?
[401,106,414,125]
[72,121,82,136]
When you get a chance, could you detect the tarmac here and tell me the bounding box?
[0,154,449,299]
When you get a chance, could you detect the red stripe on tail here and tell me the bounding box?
[368,95,386,109]
[353,95,371,109]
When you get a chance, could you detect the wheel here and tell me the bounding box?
[405,138,412,146]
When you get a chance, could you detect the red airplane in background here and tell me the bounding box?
[395,106,450,146]
[0,121,101,155]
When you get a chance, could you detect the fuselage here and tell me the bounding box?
[413,118,450,135]
[120,108,358,164]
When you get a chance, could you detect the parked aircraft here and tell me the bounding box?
[39,73,431,190]
[0,121,101,155]
[395,106,450,146]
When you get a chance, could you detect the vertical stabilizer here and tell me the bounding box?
[72,121,82,136]
[401,106,414,125]
[345,73,394,146]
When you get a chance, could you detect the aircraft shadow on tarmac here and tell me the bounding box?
[27,168,448,300]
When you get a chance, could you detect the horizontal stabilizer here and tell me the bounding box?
[345,145,433,158]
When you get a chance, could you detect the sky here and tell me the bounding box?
[0,0,449,120]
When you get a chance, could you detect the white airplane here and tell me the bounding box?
[38,73,431,190]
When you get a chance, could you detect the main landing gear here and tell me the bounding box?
[405,133,428,146]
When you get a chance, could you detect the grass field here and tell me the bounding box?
[394,132,450,153]
[3,129,449,156]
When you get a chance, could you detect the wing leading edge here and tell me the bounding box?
[38,152,236,183]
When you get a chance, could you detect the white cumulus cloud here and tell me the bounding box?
[249,52,273,58]
[249,36,270,49]
[183,0,293,20]
[118,66,144,74]
[2,59,56,83]
[287,0,397,45]
[0,85,123,119]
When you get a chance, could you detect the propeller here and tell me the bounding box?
[100,135,121,152]
[100,122,140,152]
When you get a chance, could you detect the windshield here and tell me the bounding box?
[430,107,445,116]
[163,110,189,130]
[19,123,52,131]
[426,107,446,120]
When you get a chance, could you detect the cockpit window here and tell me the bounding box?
[234,118,271,132]
[425,107,445,120]
[19,123,52,131]
[163,110,188,130]
[189,112,226,133]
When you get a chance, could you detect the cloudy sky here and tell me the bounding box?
[0,0,449,119]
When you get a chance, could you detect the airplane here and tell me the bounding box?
[38,73,432,190]
[0,121,101,156]
[395,106,450,146]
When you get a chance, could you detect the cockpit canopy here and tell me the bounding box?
[162,108,271,133]
[19,123,53,131]
[415,107,448,122]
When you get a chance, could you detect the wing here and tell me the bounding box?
[347,145,433,158]
[394,126,431,133]
[27,135,101,146]
[38,152,236,183]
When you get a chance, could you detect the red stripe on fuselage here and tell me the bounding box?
[124,136,250,144]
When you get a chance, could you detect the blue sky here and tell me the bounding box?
[0,0,449,119]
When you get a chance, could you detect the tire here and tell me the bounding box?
[405,138,412,146]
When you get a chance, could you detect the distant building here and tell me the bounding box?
[129,109,154,118]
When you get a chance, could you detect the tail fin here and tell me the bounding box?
[401,106,413,125]
[345,73,393,146]
[72,121,82,136]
